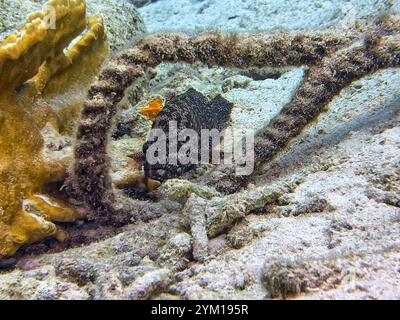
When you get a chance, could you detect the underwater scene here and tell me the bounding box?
[0,0,399,301]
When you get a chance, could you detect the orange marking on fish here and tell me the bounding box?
[140,98,164,122]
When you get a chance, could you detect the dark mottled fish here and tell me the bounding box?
[143,88,233,181]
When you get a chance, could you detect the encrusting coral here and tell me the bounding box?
[68,15,400,224]
[0,0,109,258]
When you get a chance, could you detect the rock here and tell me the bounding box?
[0,266,90,300]
[126,268,172,300]
[109,137,147,189]
[157,179,220,203]
[226,219,255,249]
[208,235,228,257]
[275,197,334,217]
[0,0,146,51]
[263,249,400,300]
[55,258,97,286]
[262,257,342,299]
[87,0,146,51]
[96,273,126,300]
[183,195,208,262]
[156,233,192,268]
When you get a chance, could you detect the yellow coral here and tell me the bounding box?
[0,18,47,60]
[140,98,165,123]
[0,0,109,258]
[36,15,110,133]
